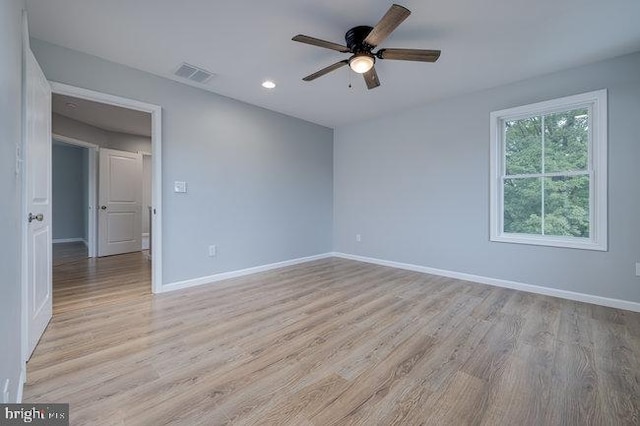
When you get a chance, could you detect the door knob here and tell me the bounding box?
[28,213,44,223]
[100,205,107,210]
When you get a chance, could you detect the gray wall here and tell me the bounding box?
[108,130,151,153]
[52,142,86,241]
[32,39,334,284]
[53,112,108,146]
[0,0,25,403]
[53,113,152,153]
[334,51,640,304]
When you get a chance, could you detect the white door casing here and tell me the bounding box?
[98,148,143,257]
[24,46,53,360]
[49,82,163,293]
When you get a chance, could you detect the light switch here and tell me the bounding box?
[174,181,187,193]
[15,144,22,175]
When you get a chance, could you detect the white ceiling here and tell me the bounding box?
[27,0,640,128]
[52,94,152,137]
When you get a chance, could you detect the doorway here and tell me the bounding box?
[51,139,92,264]
[20,21,162,374]
[21,44,163,369]
[49,83,162,293]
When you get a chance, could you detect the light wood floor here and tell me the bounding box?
[24,254,640,425]
[53,241,88,267]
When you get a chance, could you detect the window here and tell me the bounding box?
[490,90,607,250]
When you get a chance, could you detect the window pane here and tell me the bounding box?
[544,175,590,237]
[505,116,542,175]
[504,177,542,234]
[544,108,589,173]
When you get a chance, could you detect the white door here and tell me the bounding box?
[98,148,143,256]
[24,47,52,359]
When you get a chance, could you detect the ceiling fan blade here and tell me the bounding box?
[363,4,411,48]
[363,66,381,90]
[377,48,441,62]
[302,60,349,81]
[292,35,350,53]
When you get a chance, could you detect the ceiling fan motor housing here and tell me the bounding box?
[345,26,374,52]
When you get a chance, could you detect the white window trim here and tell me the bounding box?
[489,89,608,251]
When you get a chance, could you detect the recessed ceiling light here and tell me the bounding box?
[262,80,276,89]
[65,102,78,109]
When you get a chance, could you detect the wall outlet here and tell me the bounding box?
[174,181,187,193]
[208,245,217,257]
[355,234,362,243]
[636,262,640,277]
[2,379,9,403]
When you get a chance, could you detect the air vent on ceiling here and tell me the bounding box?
[174,62,214,84]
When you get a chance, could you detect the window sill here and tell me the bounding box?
[490,233,607,251]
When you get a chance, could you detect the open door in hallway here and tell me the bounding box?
[24,44,53,359]
[98,148,143,257]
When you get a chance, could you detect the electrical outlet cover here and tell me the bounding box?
[174,181,187,193]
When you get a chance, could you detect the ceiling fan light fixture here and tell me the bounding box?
[349,53,374,74]
[293,4,440,89]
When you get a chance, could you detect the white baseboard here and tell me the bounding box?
[16,366,25,403]
[160,250,640,312]
[52,237,84,244]
[161,253,333,293]
[332,252,640,313]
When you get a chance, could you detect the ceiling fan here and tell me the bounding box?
[292,4,441,89]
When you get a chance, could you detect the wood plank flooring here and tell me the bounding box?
[51,250,150,315]
[53,241,88,267]
[24,254,640,425]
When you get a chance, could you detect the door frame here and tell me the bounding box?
[52,134,99,258]
[139,150,152,251]
[49,82,163,294]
